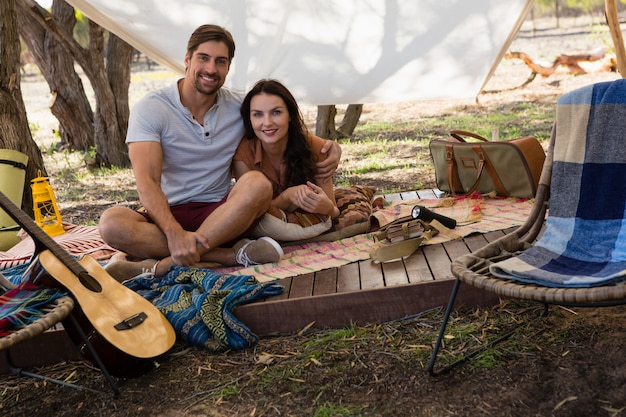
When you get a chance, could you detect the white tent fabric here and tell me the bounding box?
[65,0,533,105]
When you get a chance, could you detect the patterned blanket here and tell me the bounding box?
[0,196,533,284]
[123,266,283,351]
[0,280,67,336]
[215,194,534,281]
[490,80,626,287]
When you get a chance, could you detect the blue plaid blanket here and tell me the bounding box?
[124,266,283,351]
[490,79,626,288]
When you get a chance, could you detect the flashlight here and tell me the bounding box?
[411,205,457,229]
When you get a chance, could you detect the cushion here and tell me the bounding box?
[285,185,375,244]
[250,210,332,242]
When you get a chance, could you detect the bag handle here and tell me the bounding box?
[463,145,509,197]
[449,130,489,143]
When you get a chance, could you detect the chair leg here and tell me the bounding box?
[428,279,461,376]
[429,279,522,376]
[65,314,120,398]
[6,354,101,394]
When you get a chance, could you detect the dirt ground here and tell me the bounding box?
[3,16,626,417]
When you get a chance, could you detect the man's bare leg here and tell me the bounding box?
[100,171,276,278]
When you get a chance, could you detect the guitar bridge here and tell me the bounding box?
[114,312,148,330]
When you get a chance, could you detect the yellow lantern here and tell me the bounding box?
[31,170,65,236]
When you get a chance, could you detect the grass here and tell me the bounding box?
[332,95,556,193]
[37,91,558,207]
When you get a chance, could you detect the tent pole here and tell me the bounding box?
[606,0,626,78]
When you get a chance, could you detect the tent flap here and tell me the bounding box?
[65,0,533,105]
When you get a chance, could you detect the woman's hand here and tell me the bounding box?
[288,182,337,217]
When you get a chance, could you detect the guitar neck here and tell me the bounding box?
[0,190,85,277]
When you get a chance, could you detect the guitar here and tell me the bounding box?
[0,190,176,377]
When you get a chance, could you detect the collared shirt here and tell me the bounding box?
[126,81,244,205]
[233,134,327,196]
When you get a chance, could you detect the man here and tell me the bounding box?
[99,25,341,281]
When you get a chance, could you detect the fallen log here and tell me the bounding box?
[505,49,616,77]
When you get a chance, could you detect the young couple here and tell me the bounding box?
[99,24,340,282]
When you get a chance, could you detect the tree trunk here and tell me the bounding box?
[100,32,133,167]
[17,0,134,167]
[18,0,94,151]
[0,0,45,215]
[316,104,362,139]
[338,104,363,137]
[315,105,338,139]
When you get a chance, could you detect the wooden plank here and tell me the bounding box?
[235,279,502,335]
[463,233,490,253]
[272,277,292,301]
[288,273,314,299]
[399,191,419,200]
[422,243,453,280]
[483,230,506,243]
[381,260,410,287]
[443,239,472,262]
[313,268,337,296]
[358,259,385,290]
[417,189,438,199]
[337,262,360,293]
[1,329,81,373]
[403,248,435,283]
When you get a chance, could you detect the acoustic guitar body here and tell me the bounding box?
[0,190,175,378]
[27,251,176,377]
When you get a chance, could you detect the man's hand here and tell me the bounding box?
[167,229,210,266]
[316,140,342,183]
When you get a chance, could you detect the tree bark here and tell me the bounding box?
[0,0,45,215]
[18,0,94,151]
[17,0,133,167]
[316,104,362,139]
[338,104,363,137]
[316,105,338,139]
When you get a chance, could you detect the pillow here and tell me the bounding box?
[284,185,375,245]
[250,210,332,242]
[331,185,375,232]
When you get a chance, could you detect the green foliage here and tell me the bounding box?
[73,10,90,47]
[565,0,604,13]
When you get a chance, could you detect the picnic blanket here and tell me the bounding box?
[214,194,534,281]
[0,223,117,270]
[490,79,626,288]
[123,266,283,351]
[0,195,534,283]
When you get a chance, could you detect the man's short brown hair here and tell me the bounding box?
[186,24,236,62]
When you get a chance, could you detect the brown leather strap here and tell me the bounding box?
[471,145,509,197]
[449,130,489,143]
[444,144,463,195]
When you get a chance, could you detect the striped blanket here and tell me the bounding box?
[123,266,283,351]
[490,80,626,287]
[0,280,67,336]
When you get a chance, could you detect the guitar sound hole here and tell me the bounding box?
[78,271,103,292]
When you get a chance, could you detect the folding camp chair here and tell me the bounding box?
[0,273,120,397]
[428,79,626,375]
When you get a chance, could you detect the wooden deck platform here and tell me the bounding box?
[2,189,511,372]
[235,190,508,336]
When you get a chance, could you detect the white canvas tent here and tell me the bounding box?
[64,0,534,105]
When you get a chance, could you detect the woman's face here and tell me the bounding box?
[249,92,290,146]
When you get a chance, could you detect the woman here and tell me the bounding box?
[233,79,339,240]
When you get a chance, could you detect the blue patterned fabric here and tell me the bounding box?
[124,266,284,351]
[490,79,626,287]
